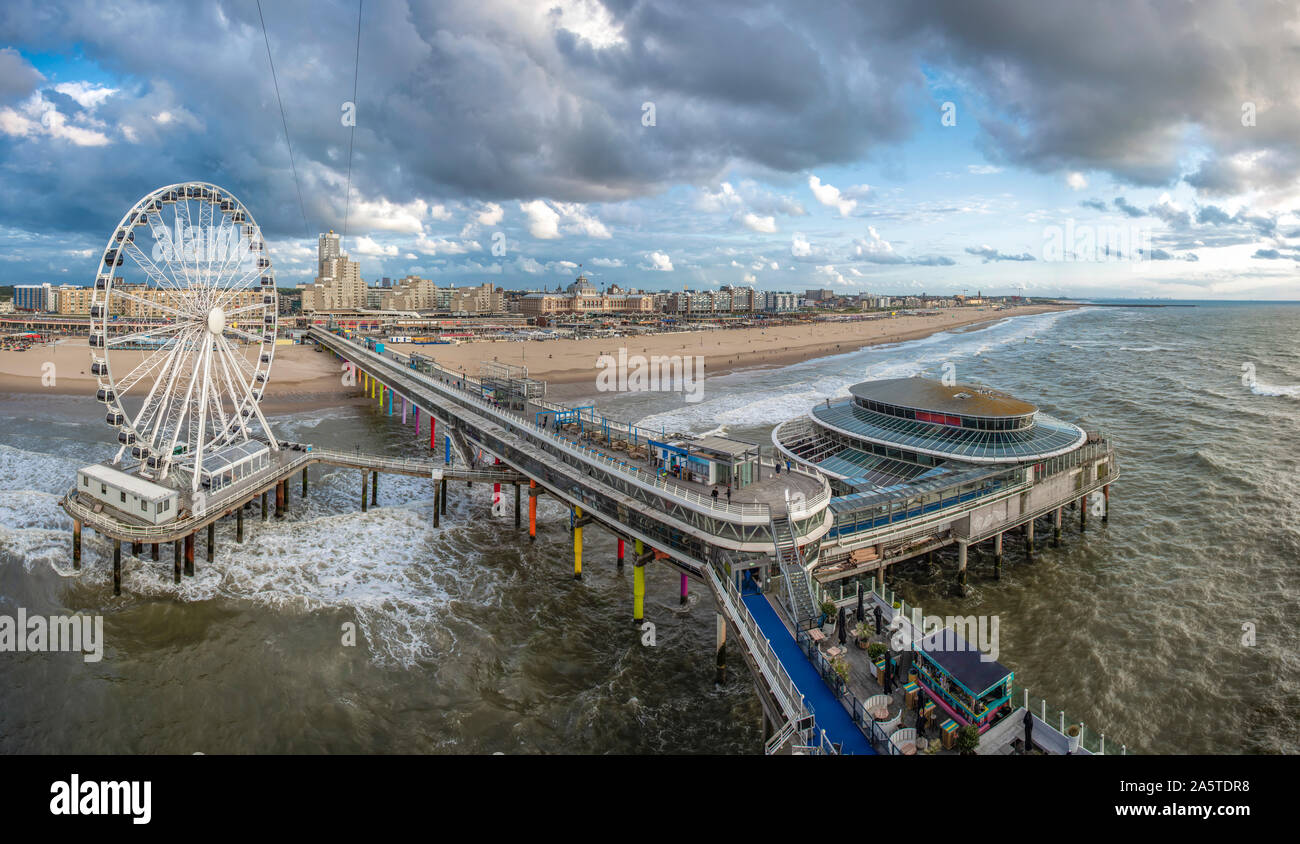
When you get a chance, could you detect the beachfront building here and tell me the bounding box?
[13,283,54,312]
[763,291,799,312]
[771,376,1118,597]
[519,274,656,317]
[298,230,365,312]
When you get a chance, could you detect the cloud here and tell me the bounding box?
[520,199,561,239]
[639,251,673,271]
[850,226,904,264]
[968,164,1001,175]
[965,244,1035,262]
[475,202,504,226]
[52,81,117,110]
[808,175,859,216]
[589,257,624,267]
[1066,172,1087,190]
[0,48,43,101]
[1079,198,1108,212]
[1113,197,1144,218]
[740,212,777,233]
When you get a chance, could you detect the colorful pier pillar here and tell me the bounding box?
[573,506,583,580]
[528,480,537,541]
[429,417,436,450]
[401,396,407,424]
[1102,484,1110,523]
[680,573,688,606]
[617,537,624,569]
[444,434,450,465]
[633,539,646,623]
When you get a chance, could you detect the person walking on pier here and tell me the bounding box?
[711,486,719,503]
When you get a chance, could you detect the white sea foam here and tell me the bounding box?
[1250,381,1300,398]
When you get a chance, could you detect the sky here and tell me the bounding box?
[2,0,1300,299]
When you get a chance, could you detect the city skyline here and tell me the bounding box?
[3,1,1300,299]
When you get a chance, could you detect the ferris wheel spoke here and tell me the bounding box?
[121,238,185,297]
[138,330,196,450]
[113,331,188,396]
[106,320,188,348]
[217,333,276,446]
[110,285,196,323]
[222,324,267,346]
[146,210,194,293]
[211,337,252,444]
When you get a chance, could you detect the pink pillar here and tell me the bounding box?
[680,573,689,606]
[414,406,420,435]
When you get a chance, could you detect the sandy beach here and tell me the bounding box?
[391,304,1073,395]
[0,304,1072,408]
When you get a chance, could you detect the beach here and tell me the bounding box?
[0,304,1071,407]
[391,304,1073,395]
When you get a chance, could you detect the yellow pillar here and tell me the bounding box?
[633,538,645,623]
[573,506,583,580]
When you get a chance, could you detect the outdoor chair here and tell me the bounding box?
[890,728,917,755]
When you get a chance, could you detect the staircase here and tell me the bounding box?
[770,516,817,625]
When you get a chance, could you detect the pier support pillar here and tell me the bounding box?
[1025,520,1035,562]
[302,467,308,499]
[275,480,285,519]
[371,470,378,507]
[151,543,159,561]
[72,519,81,570]
[360,471,368,513]
[528,480,537,542]
[173,539,181,584]
[132,541,142,557]
[617,537,625,569]
[433,483,440,528]
[261,491,268,522]
[440,478,448,515]
[1053,507,1062,547]
[1080,495,1088,531]
[681,573,689,606]
[206,523,215,563]
[715,613,727,685]
[514,483,521,528]
[956,540,968,597]
[633,539,646,623]
[183,532,194,577]
[1102,484,1110,524]
[429,418,436,450]
[237,506,244,543]
[993,532,1003,580]
[113,539,121,596]
[573,507,583,580]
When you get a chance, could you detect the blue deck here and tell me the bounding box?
[741,590,876,755]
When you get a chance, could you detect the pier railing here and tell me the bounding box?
[705,563,826,754]
[319,327,834,527]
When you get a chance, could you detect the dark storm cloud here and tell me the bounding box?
[1113,197,1144,218]
[965,245,1034,262]
[892,0,1300,191]
[0,47,43,100]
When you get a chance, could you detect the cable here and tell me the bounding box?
[255,0,311,239]
[342,0,364,249]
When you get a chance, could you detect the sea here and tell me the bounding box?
[1,301,1296,754]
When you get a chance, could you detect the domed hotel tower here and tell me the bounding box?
[772,376,1117,596]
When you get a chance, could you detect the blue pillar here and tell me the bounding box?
[444,434,450,464]
[387,389,393,416]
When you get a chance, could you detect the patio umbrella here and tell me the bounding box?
[1023,708,1034,753]
[856,586,864,623]
[883,654,893,695]
[873,605,882,635]
[837,607,847,645]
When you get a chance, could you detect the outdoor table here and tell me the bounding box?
[874,659,886,686]
[922,701,936,727]
[903,681,918,709]
[809,628,825,643]
[870,706,889,721]
[940,718,958,750]
[901,744,916,756]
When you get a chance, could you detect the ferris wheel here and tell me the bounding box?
[88,181,279,491]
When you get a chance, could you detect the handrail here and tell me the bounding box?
[318,327,826,525]
[704,562,828,753]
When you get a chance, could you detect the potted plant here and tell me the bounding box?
[819,600,837,627]
[830,656,850,692]
[854,622,872,649]
[1066,724,1081,754]
[866,642,887,662]
[955,724,980,755]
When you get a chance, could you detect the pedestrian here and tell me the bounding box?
[711,487,719,503]
[726,486,731,503]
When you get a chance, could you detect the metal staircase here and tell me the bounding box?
[770,516,817,625]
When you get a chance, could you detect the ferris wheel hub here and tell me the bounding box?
[207,306,225,336]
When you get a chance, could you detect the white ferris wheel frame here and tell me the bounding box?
[88,181,280,491]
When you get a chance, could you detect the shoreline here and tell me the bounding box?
[0,304,1076,407]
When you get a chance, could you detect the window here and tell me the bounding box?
[82,476,88,487]
[101,483,107,495]
[120,491,126,503]
[141,500,148,512]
